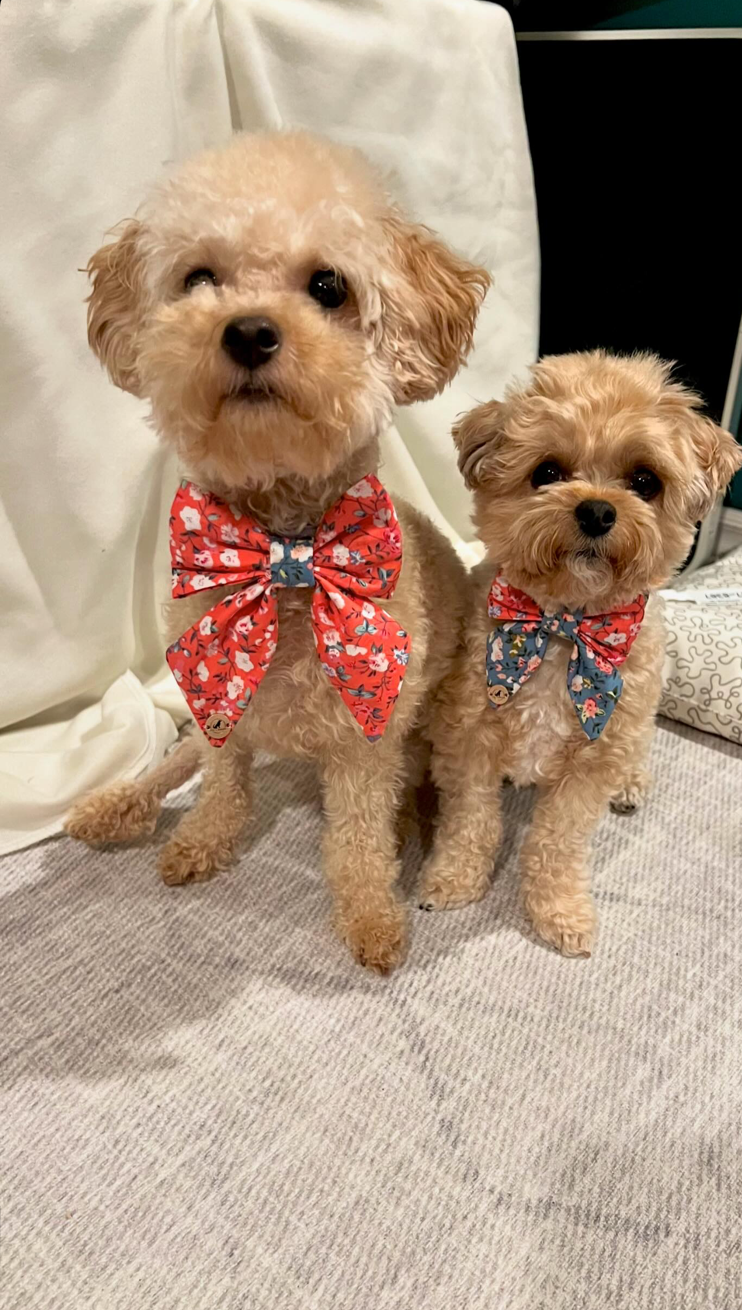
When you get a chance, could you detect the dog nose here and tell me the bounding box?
[575,498,617,538]
[221,317,281,370]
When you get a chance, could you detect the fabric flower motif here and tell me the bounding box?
[234,651,254,672]
[220,523,240,544]
[180,507,202,531]
[571,675,584,693]
[332,544,350,566]
[604,631,627,647]
[190,574,214,591]
[194,550,213,569]
[226,676,244,700]
[196,660,210,682]
[199,616,214,636]
[368,653,389,672]
[291,543,313,562]
[220,549,240,568]
[347,478,374,499]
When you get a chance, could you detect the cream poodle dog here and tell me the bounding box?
[66,130,489,973]
[421,351,741,956]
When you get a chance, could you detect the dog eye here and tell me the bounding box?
[628,466,662,500]
[308,269,348,309]
[184,268,218,292]
[531,460,565,489]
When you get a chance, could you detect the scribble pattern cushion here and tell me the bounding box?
[660,546,742,745]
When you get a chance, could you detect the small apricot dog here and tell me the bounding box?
[421,351,741,956]
[66,130,489,972]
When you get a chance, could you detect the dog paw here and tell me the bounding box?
[157,836,232,886]
[337,901,408,974]
[64,783,161,845]
[418,867,490,912]
[610,771,652,815]
[525,895,596,958]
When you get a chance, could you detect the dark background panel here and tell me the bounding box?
[516,36,740,425]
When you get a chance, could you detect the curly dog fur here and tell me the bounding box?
[65,130,489,972]
[422,351,742,956]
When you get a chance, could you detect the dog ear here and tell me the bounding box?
[452,400,504,489]
[379,212,490,405]
[685,413,741,520]
[86,220,145,396]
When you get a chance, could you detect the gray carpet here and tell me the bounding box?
[2,720,741,1309]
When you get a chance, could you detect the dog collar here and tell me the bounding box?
[486,575,646,740]
[166,475,410,745]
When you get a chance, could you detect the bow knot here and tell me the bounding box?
[486,575,645,740]
[167,476,410,746]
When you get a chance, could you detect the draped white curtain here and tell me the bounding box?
[0,0,538,854]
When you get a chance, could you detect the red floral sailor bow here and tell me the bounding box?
[166,476,411,746]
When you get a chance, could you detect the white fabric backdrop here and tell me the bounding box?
[0,0,538,854]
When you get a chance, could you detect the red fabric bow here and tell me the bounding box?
[166,476,410,746]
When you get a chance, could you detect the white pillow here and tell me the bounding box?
[660,546,742,745]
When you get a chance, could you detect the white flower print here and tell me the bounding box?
[571,675,584,693]
[332,544,350,567]
[196,660,210,682]
[373,509,391,528]
[361,602,376,621]
[234,651,254,672]
[327,591,346,609]
[347,478,374,499]
[233,616,254,636]
[180,506,202,531]
[220,523,240,544]
[220,549,240,568]
[604,631,627,647]
[226,676,244,700]
[173,668,183,683]
[199,616,213,636]
[190,574,214,591]
[269,541,284,566]
[368,653,388,672]
[323,629,342,647]
[188,486,204,502]
[194,550,213,569]
[291,544,313,562]
[345,644,367,657]
[490,636,503,661]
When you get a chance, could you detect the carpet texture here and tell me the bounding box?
[2,720,741,1309]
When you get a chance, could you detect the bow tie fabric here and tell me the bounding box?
[486,575,646,740]
[166,476,410,746]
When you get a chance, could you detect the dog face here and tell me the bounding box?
[455,351,742,610]
[87,131,488,491]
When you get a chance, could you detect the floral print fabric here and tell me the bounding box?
[486,575,646,740]
[167,476,410,746]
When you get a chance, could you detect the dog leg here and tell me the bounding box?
[610,722,655,814]
[321,741,408,974]
[158,738,253,886]
[521,771,612,958]
[65,735,201,845]
[418,741,503,911]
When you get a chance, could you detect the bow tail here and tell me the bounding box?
[311,579,410,742]
[486,622,544,704]
[166,589,278,746]
[568,643,623,741]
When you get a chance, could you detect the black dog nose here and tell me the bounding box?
[575,498,617,538]
[221,317,281,370]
